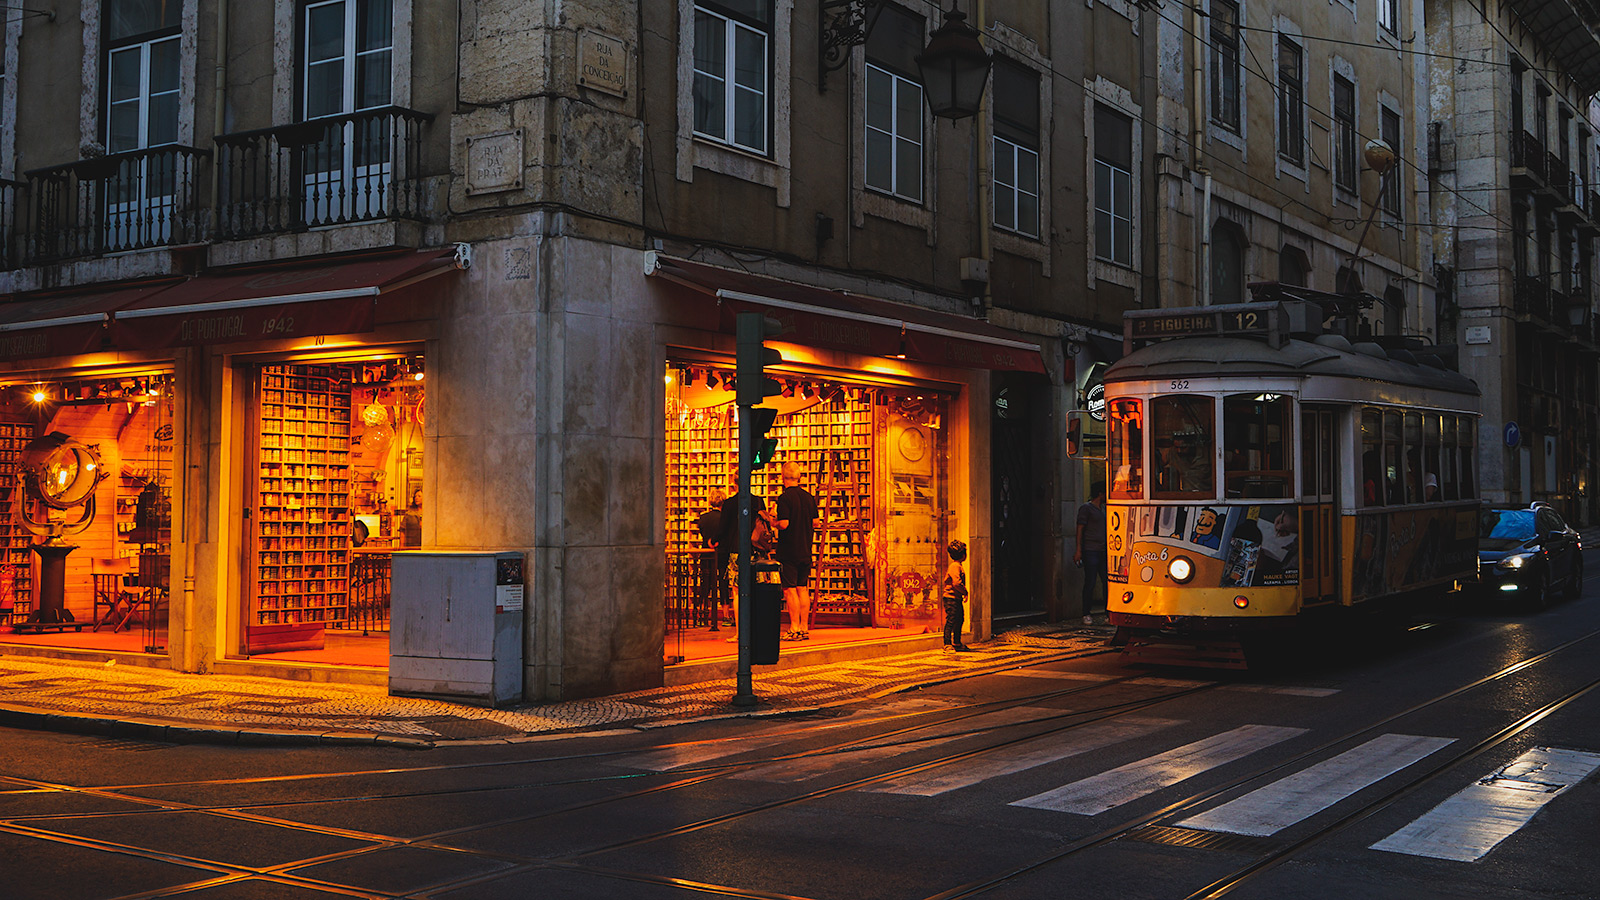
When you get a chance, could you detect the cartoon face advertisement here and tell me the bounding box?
[1109,504,1300,588]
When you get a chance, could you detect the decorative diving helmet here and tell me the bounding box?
[17,432,110,545]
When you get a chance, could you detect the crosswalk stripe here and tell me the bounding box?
[1370,746,1600,861]
[1176,733,1455,836]
[1010,724,1309,815]
[733,706,1067,783]
[865,716,1184,796]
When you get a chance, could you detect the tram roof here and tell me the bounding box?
[1104,334,1480,397]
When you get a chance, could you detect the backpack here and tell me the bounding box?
[750,510,777,555]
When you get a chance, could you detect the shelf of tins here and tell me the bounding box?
[664,393,875,629]
[249,365,355,652]
[0,422,34,620]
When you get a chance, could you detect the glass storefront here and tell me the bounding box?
[663,362,958,663]
[0,371,173,653]
[242,354,424,665]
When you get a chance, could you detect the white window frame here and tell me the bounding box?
[271,0,411,126]
[299,0,396,225]
[993,135,1040,239]
[675,0,792,207]
[1209,0,1242,134]
[81,1,199,159]
[1086,76,1141,293]
[106,36,182,154]
[1273,21,1308,184]
[864,61,924,203]
[986,25,1050,271]
[1379,97,1403,220]
[850,1,935,239]
[301,0,394,120]
[691,2,769,156]
[1205,0,1246,154]
[1377,0,1396,34]
[104,33,183,249]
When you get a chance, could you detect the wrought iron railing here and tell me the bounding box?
[0,179,18,270]
[1514,275,1553,320]
[1512,131,1546,180]
[215,107,434,240]
[22,146,209,264]
[1547,153,1569,196]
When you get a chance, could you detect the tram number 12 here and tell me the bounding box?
[1224,310,1264,332]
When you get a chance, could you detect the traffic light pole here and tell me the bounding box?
[733,406,758,707]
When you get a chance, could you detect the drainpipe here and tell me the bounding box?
[1201,171,1213,305]
[976,0,992,316]
[1192,2,1210,306]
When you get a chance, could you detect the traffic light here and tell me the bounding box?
[736,312,783,406]
[750,406,779,470]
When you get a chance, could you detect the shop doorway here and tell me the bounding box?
[664,363,956,664]
[992,375,1045,622]
[0,373,173,654]
[241,355,423,666]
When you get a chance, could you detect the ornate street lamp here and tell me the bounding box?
[916,8,992,119]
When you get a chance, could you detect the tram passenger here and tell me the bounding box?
[1160,432,1213,494]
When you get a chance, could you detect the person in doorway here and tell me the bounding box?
[1075,483,1108,624]
[717,480,768,641]
[398,489,422,547]
[775,462,819,642]
[942,540,971,652]
[697,490,727,630]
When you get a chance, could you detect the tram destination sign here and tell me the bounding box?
[1128,306,1277,341]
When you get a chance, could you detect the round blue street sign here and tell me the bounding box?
[1504,421,1520,448]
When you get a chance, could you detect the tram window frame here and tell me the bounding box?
[1108,398,1144,500]
[1222,392,1292,499]
[1152,395,1216,499]
[1422,414,1442,502]
[1383,410,1403,504]
[1458,415,1476,499]
[1361,407,1383,507]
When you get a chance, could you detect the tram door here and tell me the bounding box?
[1300,407,1339,604]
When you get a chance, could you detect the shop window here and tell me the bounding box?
[247,356,422,659]
[663,364,954,655]
[0,373,173,651]
[1108,398,1143,500]
[1153,395,1215,499]
[1223,393,1291,498]
[1361,407,1382,507]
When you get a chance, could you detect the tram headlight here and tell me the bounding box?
[1168,556,1195,583]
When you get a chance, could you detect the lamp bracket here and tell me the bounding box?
[819,0,885,93]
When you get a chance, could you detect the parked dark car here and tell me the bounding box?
[1476,505,1584,609]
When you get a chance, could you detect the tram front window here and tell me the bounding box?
[1108,399,1144,500]
[1153,395,1215,499]
[1224,392,1293,498]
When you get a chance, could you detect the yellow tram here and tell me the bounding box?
[1080,299,1481,664]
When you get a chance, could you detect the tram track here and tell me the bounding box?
[7,624,1598,900]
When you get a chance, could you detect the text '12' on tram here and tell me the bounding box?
[1069,287,1481,668]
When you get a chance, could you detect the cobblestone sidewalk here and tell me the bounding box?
[0,626,1112,748]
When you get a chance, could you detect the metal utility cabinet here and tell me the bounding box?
[389,551,526,706]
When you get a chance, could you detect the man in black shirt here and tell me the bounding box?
[717,482,766,635]
[697,490,727,629]
[775,461,819,640]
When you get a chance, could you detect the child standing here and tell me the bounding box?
[943,540,971,652]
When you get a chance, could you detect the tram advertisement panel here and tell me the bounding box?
[1108,504,1300,588]
[1349,507,1477,599]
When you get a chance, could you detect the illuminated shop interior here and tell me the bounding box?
[664,362,956,664]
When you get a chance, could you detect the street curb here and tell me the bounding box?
[0,703,436,750]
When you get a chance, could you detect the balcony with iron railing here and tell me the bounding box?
[215,107,434,241]
[0,180,19,271]
[1512,131,1547,184]
[1515,275,1555,322]
[21,146,210,265]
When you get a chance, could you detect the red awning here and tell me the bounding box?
[646,254,1045,374]
[111,248,465,350]
[0,280,184,363]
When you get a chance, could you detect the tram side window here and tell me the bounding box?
[1108,398,1144,500]
[1403,412,1423,503]
[1423,414,1441,502]
[1441,416,1459,501]
[1152,395,1215,499]
[1383,410,1403,504]
[1458,415,1476,499]
[1222,393,1291,498]
[1361,408,1383,507]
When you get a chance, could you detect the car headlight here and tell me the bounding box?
[1168,556,1195,583]
[1497,553,1534,571]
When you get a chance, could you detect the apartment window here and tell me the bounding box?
[1210,0,1241,132]
[105,0,182,154]
[303,0,393,119]
[1279,245,1308,286]
[1512,206,1528,279]
[1535,84,1549,145]
[1559,107,1572,170]
[693,1,772,155]
[992,59,1040,238]
[1381,106,1402,215]
[1333,75,1356,192]
[1211,221,1246,304]
[1094,103,1134,266]
[865,4,925,202]
[1377,0,1396,34]
[1510,60,1524,137]
[1277,36,1304,166]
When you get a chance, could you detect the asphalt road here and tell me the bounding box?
[3,556,1599,900]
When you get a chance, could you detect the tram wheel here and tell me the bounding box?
[1565,555,1585,601]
